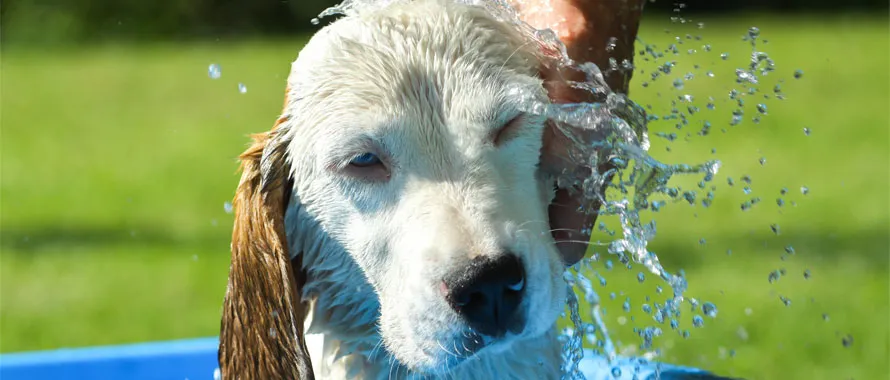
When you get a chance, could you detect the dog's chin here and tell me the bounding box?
[406,330,520,375]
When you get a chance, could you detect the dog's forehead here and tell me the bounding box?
[289,1,539,119]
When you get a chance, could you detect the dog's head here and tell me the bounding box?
[221,1,574,377]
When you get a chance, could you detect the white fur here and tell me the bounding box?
[280,1,566,378]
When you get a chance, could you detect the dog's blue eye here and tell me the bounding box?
[350,153,381,167]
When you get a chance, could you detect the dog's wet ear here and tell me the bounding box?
[219,105,315,379]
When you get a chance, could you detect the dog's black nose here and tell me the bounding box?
[444,254,525,337]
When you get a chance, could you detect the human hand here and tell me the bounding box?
[511,0,645,265]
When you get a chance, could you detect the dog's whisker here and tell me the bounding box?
[554,238,611,247]
[436,337,459,359]
[496,39,536,81]
[388,353,399,380]
[514,218,548,231]
[369,339,386,361]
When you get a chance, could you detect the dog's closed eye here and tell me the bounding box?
[345,152,389,181]
[350,153,382,167]
[492,114,526,146]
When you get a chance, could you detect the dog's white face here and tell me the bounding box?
[284,1,565,373]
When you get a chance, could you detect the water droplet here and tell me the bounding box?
[224,201,234,214]
[756,103,768,114]
[191,254,198,261]
[697,22,705,29]
[822,313,830,321]
[748,26,760,40]
[743,187,752,195]
[779,295,792,306]
[637,272,646,283]
[776,198,785,207]
[730,113,743,126]
[268,327,277,338]
[800,186,809,195]
[238,83,248,94]
[692,315,704,327]
[310,17,321,25]
[605,36,618,52]
[736,69,758,84]
[794,69,804,79]
[803,269,812,279]
[213,368,221,380]
[673,78,685,90]
[702,302,718,318]
[611,367,622,377]
[768,270,781,284]
[784,245,796,255]
[208,63,222,79]
[770,224,780,235]
[623,298,631,312]
[842,334,853,347]
[803,127,812,136]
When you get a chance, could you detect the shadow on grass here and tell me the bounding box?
[0,226,229,254]
[3,225,887,271]
[642,227,889,271]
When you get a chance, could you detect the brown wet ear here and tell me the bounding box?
[219,107,315,379]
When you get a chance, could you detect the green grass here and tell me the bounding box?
[2,14,888,379]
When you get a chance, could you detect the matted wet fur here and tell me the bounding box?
[220,113,316,379]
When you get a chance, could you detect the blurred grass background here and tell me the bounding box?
[1,1,888,379]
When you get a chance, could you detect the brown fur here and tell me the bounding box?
[219,110,316,379]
